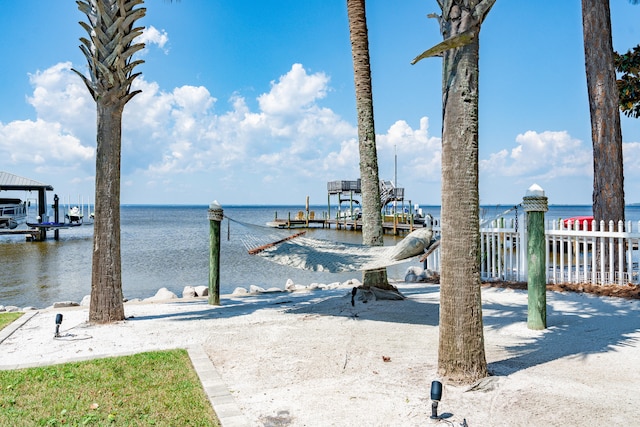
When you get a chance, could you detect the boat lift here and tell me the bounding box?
[0,171,87,241]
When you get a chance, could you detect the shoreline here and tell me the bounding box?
[4,204,639,310]
[4,276,640,314]
[0,278,364,313]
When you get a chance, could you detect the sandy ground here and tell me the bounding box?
[2,282,640,427]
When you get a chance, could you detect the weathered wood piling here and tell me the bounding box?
[208,201,223,305]
[524,184,548,330]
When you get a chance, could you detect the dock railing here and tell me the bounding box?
[424,215,640,286]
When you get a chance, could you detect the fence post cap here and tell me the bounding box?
[525,183,545,197]
[523,184,548,212]
[209,200,221,209]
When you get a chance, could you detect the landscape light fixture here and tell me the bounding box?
[54,313,63,338]
[430,380,443,420]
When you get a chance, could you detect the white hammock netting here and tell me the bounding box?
[227,216,436,273]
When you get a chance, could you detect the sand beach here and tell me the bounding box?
[1,281,639,426]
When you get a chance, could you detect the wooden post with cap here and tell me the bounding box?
[208,201,223,305]
[523,184,548,329]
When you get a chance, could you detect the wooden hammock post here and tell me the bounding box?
[208,201,223,306]
[523,184,548,330]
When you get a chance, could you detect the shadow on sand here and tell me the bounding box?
[482,288,640,376]
[126,284,441,326]
[127,284,640,378]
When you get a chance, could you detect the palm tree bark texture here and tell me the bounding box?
[412,0,494,383]
[92,102,125,322]
[73,0,146,323]
[346,0,392,290]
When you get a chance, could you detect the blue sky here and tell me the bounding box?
[1,1,639,206]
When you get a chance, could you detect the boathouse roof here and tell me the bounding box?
[0,171,54,191]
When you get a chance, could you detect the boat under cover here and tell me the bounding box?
[0,198,27,229]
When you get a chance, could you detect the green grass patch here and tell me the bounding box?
[0,349,220,426]
[0,312,23,331]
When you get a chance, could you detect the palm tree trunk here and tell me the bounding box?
[90,101,125,323]
[346,0,392,290]
[437,1,491,383]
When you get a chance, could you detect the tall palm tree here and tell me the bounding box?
[582,0,625,232]
[412,0,495,383]
[72,0,146,323]
[346,0,393,291]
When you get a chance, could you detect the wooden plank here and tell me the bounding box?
[248,231,307,255]
[0,229,35,235]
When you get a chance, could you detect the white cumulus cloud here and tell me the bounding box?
[0,119,94,167]
[258,63,330,116]
[139,26,170,53]
[481,130,592,180]
[7,60,640,205]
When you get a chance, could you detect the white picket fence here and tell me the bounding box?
[424,215,640,285]
[546,219,640,285]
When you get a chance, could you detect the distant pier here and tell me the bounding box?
[268,180,426,235]
[268,215,423,235]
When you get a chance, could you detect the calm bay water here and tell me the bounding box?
[2,204,640,309]
[0,205,409,309]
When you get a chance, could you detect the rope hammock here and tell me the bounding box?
[226,216,437,273]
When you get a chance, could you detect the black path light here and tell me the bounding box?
[54,313,63,338]
[430,380,443,420]
[429,380,469,426]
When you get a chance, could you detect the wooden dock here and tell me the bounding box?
[267,218,329,229]
[268,217,422,235]
[0,229,36,236]
[0,222,81,240]
[0,228,41,241]
[329,219,423,234]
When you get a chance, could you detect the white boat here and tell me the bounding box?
[0,198,27,229]
[65,206,83,224]
[337,207,361,220]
